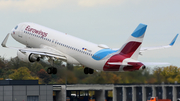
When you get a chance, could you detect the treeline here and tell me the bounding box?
[0,56,179,84]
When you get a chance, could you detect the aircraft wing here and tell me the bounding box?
[1,33,67,60]
[139,34,178,54]
[142,62,170,66]
[19,47,67,60]
[107,62,170,66]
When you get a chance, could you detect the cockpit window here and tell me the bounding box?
[14,25,18,30]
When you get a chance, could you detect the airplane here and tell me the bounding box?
[1,22,178,74]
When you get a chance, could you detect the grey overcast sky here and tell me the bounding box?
[0,0,180,67]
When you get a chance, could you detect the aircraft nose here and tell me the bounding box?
[11,28,18,40]
[11,25,18,36]
[11,28,14,33]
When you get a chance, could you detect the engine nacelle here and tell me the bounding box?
[17,50,40,63]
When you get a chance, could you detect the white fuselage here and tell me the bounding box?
[6,22,176,73]
[11,22,108,71]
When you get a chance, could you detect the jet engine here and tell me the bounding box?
[17,50,40,62]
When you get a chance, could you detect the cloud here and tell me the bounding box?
[0,0,126,12]
[77,0,125,7]
[0,0,64,12]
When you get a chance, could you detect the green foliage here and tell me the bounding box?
[67,63,74,71]
[0,56,180,84]
[37,69,51,84]
[9,67,38,80]
[0,56,6,68]
[66,70,77,84]
[153,65,180,83]
[30,62,44,74]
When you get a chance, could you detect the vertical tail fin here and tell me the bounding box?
[118,23,147,60]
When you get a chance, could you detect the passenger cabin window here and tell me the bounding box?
[14,25,18,30]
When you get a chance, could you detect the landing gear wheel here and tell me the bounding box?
[89,68,94,74]
[47,67,57,74]
[84,68,89,74]
[47,68,52,74]
[52,67,57,74]
[47,58,57,74]
[84,67,94,74]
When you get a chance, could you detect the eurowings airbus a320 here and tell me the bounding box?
[1,22,178,74]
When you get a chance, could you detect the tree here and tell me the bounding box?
[57,78,65,84]
[8,57,30,69]
[67,63,74,71]
[74,66,88,80]
[37,69,51,84]
[153,66,180,83]
[9,67,38,80]
[0,56,6,69]
[30,62,44,74]
[66,70,77,84]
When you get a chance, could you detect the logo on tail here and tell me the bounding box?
[103,23,147,71]
[118,23,147,60]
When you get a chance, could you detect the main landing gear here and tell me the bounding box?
[84,67,94,74]
[47,58,57,74]
[47,67,57,74]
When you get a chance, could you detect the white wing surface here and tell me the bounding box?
[139,34,178,54]
[19,47,66,60]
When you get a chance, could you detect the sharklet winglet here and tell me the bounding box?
[1,33,10,47]
[169,34,179,46]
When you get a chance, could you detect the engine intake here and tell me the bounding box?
[17,50,40,63]
[29,53,40,62]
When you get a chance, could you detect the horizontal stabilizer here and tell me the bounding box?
[142,62,170,66]
[107,62,131,66]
